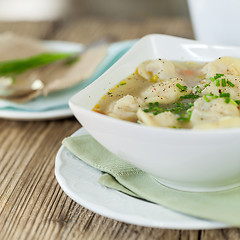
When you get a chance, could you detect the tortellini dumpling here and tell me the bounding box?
[137,59,177,81]
[106,95,140,122]
[191,97,240,127]
[202,74,240,100]
[141,78,191,104]
[201,56,240,79]
[137,109,179,128]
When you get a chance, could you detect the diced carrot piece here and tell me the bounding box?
[183,70,196,76]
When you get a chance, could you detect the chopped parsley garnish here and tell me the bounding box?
[227,80,235,87]
[176,83,188,92]
[225,98,239,106]
[225,98,230,103]
[195,86,201,93]
[205,93,219,99]
[143,102,163,115]
[204,83,210,88]
[219,92,230,98]
[203,95,210,102]
[209,73,226,86]
[177,111,192,122]
[221,78,226,87]
[230,99,238,106]
[143,101,193,117]
[180,94,200,99]
[214,73,224,79]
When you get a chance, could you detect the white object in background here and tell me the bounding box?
[188,0,240,45]
[0,0,69,21]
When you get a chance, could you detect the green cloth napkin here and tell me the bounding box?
[62,134,240,227]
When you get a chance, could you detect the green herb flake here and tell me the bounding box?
[209,77,215,82]
[180,94,200,99]
[215,79,220,87]
[221,78,226,87]
[177,111,192,122]
[204,83,210,88]
[211,95,219,99]
[196,86,201,93]
[219,92,230,98]
[143,101,194,116]
[176,83,188,92]
[205,93,218,99]
[225,98,230,104]
[230,99,238,106]
[214,73,224,79]
[235,100,240,105]
[203,95,210,102]
[227,80,235,87]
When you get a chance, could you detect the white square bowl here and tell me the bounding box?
[69,34,240,192]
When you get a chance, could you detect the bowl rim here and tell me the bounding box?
[69,33,240,135]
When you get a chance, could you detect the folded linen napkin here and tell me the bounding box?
[62,134,240,227]
[0,32,107,103]
[0,38,136,112]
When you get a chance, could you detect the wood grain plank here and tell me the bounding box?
[0,119,80,240]
[0,21,55,39]
[52,16,194,44]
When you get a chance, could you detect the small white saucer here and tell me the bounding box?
[55,128,227,230]
[0,107,72,120]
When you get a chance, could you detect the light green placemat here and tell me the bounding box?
[62,135,240,227]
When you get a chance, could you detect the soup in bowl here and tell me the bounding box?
[69,34,240,192]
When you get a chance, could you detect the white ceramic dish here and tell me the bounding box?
[69,34,240,192]
[55,127,227,229]
[0,107,72,120]
[188,0,240,45]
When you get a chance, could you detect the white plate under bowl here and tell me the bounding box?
[55,127,227,230]
[0,107,72,121]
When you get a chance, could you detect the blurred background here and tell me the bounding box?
[0,0,189,21]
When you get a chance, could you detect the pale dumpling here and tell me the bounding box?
[201,56,240,79]
[137,59,177,81]
[106,95,140,122]
[202,74,240,100]
[141,78,191,104]
[137,109,179,127]
[193,117,240,129]
[191,97,240,127]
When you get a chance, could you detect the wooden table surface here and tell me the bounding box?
[0,17,239,240]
